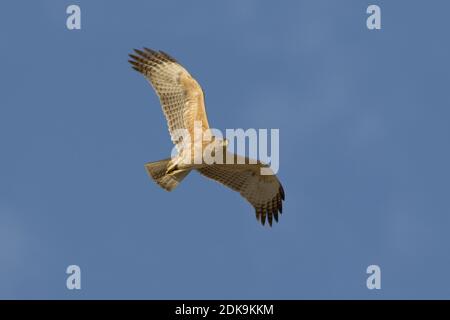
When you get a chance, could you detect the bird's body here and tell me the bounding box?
[129,48,285,226]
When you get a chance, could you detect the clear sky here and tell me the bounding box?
[1,0,450,299]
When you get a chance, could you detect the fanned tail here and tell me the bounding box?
[145,158,190,191]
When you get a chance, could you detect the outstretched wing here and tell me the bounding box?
[129,48,210,150]
[197,153,285,226]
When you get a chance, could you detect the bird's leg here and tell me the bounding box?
[166,156,185,175]
[165,160,178,175]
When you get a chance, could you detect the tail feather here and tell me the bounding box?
[145,158,190,191]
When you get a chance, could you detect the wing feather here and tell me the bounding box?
[197,153,285,226]
[128,48,210,149]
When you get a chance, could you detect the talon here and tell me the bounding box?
[166,162,178,175]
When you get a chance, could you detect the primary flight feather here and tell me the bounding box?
[128,48,285,226]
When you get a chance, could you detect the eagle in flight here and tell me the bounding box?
[128,48,285,226]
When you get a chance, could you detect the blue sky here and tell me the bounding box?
[1,0,450,299]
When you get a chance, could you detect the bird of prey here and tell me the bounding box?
[128,48,285,226]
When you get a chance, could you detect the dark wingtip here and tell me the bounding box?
[273,211,279,222]
[143,47,157,55]
[134,48,145,56]
[254,191,285,227]
[268,213,273,227]
[280,185,285,200]
[159,50,178,62]
[128,59,139,66]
